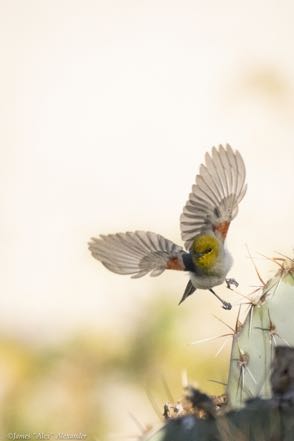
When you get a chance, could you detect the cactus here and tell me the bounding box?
[227,256,294,407]
[141,256,294,440]
[144,346,294,441]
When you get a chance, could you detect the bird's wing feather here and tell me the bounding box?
[88,231,186,278]
[180,144,247,250]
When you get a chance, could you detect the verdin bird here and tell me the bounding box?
[89,144,247,310]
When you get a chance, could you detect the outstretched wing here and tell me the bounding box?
[180,144,247,250]
[88,231,186,278]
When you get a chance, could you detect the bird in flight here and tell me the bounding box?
[88,144,247,310]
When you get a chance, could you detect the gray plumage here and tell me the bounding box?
[89,144,247,307]
[180,144,247,250]
[88,231,184,278]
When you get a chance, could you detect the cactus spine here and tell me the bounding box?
[143,256,294,440]
[227,257,294,407]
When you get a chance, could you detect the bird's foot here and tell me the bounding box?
[222,301,232,310]
[225,278,239,290]
[209,288,232,311]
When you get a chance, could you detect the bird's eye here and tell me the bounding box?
[205,247,212,253]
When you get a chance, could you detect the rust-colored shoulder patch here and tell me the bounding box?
[166,256,185,271]
[213,221,230,240]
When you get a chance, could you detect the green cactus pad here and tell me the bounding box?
[227,257,294,407]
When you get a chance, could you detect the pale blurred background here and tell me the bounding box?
[0,0,294,438]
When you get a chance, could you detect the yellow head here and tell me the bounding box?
[191,234,220,271]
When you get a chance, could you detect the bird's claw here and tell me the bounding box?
[222,301,232,310]
[225,278,239,290]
